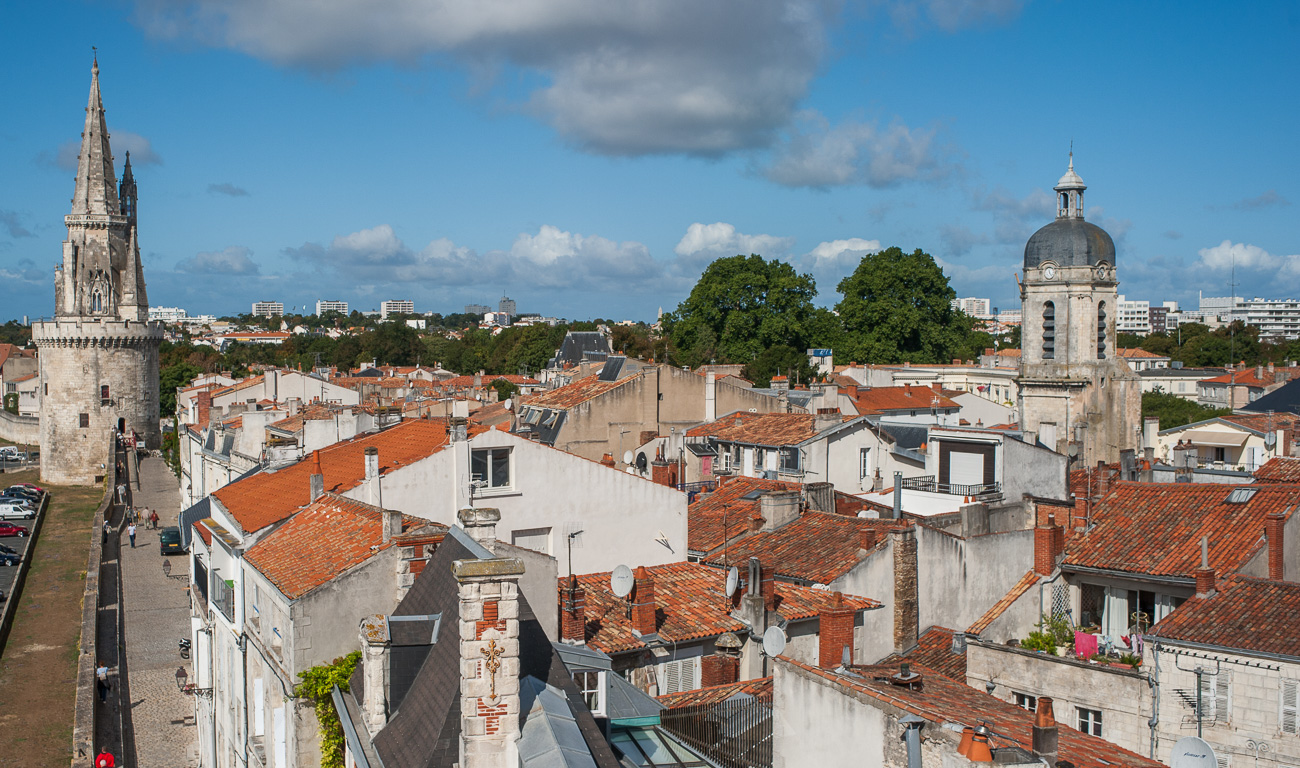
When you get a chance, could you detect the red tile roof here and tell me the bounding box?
[523,372,638,409]
[1201,368,1279,387]
[244,494,434,599]
[192,521,213,547]
[1218,412,1300,433]
[883,626,967,681]
[575,561,876,655]
[441,374,539,387]
[1254,457,1300,483]
[685,411,854,445]
[657,677,773,709]
[210,375,266,398]
[781,658,1161,768]
[847,386,958,415]
[1063,482,1299,578]
[703,511,904,584]
[967,571,1039,634]
[213,418,484,533]
[1117,347,1168,359]
[1150,574,1300,658]
[687,477,804,553]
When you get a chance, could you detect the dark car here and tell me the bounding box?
[4,488,40,501]
[159,526,184,555]
[0,549,17,566]
[0,522,28,538]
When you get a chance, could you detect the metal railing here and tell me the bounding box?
[899,475,1001,498]
[678,481,716,494]
[660,695,773,768]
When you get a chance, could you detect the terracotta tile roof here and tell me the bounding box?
[441,374,539,387]
[1254,457,1300,483]
[1218,412,1300,433]
[967,571,1039,634]
[782,658,1162,768]
[688,476,804,553]
[1149,574,1300,658]
[243,493,433,599]
[7,373,37,383]
[523,373,638,409]
[685,411,854,445]
[847,386,958,415]
[657,677,773,709]
[703,511,904,584]
[996,348,1021,357]
[210,375,266,398]
[1117,347,1167,359]
[883,626,967,681]
[192,521,212,546]
[575,561,876,655]
[214,418,485,533]
[1062,482,1300,578]
[1201,368,1278,387]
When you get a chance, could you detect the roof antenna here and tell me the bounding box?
[1201,535,1208,570]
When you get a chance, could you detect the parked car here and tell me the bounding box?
[3,488,40,502]
[0,522,28,537]
[0,549,17,566]
[159,526,184,556]
[12,483,44,493]
[0,502,34,520]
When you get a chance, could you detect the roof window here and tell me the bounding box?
[1225,488,1257,504]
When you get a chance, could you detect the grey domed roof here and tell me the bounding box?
[1024,217,1115,269]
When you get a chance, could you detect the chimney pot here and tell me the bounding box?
[630,567,657,636]
[309,449,325,501]
[1032,697,1059,763]
[859,527,878,550]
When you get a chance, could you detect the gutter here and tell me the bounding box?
[1060,564,1195,587]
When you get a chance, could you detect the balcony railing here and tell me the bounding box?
[899,475,1002,499]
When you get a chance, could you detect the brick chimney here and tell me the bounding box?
[758,560,776,612]
[651,450,673,487]
[760,490,802,531]
[859,527,879,551]
[197,389,212,428]
[309,450,325,502]
[630,567,658,636]
[452,547,525,767]
[599,453,616,468]
[1195,535,1216,598]
[358,615,390,733]
[1034,521,1058,576]
[1267,512,1286,581]
[701,653,739,687]
[819,592,856,668]
[1032,697,1059,765]
[558,574,586,644]
[814,407,842,433]
[892,526,919,652]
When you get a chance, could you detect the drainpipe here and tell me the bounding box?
[1149,641,1161,758]
[900,714,925,768]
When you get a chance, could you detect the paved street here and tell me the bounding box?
[120,457,199,767]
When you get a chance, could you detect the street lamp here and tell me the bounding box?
[176,666,212,698]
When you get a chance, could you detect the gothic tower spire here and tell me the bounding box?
[119,150,137,228]
[70,53,120,218]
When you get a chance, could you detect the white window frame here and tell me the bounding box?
[511,527,552,555]
[859,447,872,480]
[471,447,514,493]
[1013,691,1037,711]
[1077,706,1102,737]
[1281,679,1298,735]
[574,670,606,716]
[1199,671,1231,724]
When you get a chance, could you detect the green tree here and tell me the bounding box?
[1142,390,1231,430]
[741,345,817,388]
[834,246,966,364]
[294,651,361,768]
[492,377,520,401]
[159,361,202,417]
[663,254,819,369]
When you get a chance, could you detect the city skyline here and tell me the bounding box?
[0,1,1296,322]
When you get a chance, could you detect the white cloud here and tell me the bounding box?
[176,246,261,275]
[884,0,1026,33]
[805,238,881,268]
[48,129,162,171]
[1196,240,1300,275]
[762,111,954,188]
[673,222,795,260]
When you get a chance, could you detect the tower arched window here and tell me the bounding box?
[90,289,103,314]
[1042,301,1056,360]
[1097,301,1108,359]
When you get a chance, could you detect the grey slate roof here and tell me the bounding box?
[555,332,612,366]
[605,674,665,722]
[1241,378,1300,415]
[1023,217,1116,268]
[178,496,211,549]
[519,677,600,768]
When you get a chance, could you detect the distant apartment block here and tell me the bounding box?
[380,299,414,320]
[1241,297,1300,340]
[951,297,992,318]
[499,295,517,316]
[1148,304,1169,334]
[464,303,491,315]
[251,300,284,317]
[315,299,349,316]
[996,309,1022,324]
[1116,294,1151,335]
[149,306,188,323]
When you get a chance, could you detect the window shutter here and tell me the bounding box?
[1215,673,1230,722]
[664,660,681,694]
[684,656,699,692]
[1282,680,1299,734]
[1214,755,1229,768]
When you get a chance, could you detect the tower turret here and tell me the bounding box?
[119,151,136,228]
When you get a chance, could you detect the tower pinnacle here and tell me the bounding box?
[70,54,119,218]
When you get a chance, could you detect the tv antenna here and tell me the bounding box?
[566,528,584,577]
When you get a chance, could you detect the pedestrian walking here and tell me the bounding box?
[102,519,111,545]
[150,509,160,529]
[95,748,115,767]
[127,522,136,548]
[96,662,109,702]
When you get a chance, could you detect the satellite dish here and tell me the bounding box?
[762,626,787,658]
[1265,432,1278,448]
[503,398,513,411]
[636,452,649,472]
[1170,737,1218,768]
[623,450,634,466]
[610,564,635,598]
[725,566,739,596]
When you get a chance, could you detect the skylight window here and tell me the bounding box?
[1225,488,1257,504]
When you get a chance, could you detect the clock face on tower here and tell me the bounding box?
[1043,265,1057,280]
[1095,265,1108,281]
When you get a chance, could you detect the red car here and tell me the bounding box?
[13,483,43,493]
[0,522,28,537]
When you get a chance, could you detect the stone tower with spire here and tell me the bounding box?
[32,57,162,484]
[1017,155,1140,467]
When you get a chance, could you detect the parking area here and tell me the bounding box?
[0,529,34,599]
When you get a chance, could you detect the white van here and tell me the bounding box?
[0,501,34,520]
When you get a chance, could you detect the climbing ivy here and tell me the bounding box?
[294,650,361,768]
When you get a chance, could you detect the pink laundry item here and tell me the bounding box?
[1075,630,1098,659]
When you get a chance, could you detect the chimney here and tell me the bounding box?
[1032,697,1059,765]
[651,450,674,487]
[1143,417,1160,451]
[760,490,802,531]
[705,372,717,423]
[559,575,586,644]
[892,526,918,652]
[197,390,212,428]
[1267,512,1286,581]
[459,507,501,555]
[892,472,903,519]
[805,482,835,514]
[771,375,789,393]
[1195,536,1216,598]
[358,615,391,733]
[859,527,878,551]
[452,545,525,768]
[365,446,382,504]
[814,407,841,433]
[599,453,616,468]
[309,450,325,502]
[630,567,658,636]
[758,560,776,611]
[1034,521,1057,576]
[474,369,484,388]
[1257,365,1265,380]
[701,653,740,687]
[819,592,856,668]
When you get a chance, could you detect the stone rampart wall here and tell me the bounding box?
[0,410,39,444]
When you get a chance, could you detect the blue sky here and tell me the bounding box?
[1,1,1297,323]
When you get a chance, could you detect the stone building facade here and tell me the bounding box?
[1018,156,1140,466]
[32,57,162,484]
